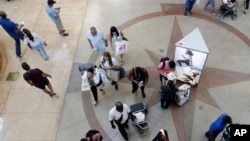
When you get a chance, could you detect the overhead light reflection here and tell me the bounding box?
[0,117,3,130]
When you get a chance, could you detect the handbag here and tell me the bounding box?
[115,40,128,56]
[81,71,90,91]
[106,69,120,81]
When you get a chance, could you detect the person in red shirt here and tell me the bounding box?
[21,62,56,97]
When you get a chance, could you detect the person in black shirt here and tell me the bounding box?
[160,80,185,110]
[127,67,149,98]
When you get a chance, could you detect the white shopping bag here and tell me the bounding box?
[167,72,177,80]
[81,71,90,91]
[115,40,128,56]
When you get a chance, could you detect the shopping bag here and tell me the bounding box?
[167,72,177,80]
[115,40,128,56]
[106,69,120,81]
[81,71,90,91]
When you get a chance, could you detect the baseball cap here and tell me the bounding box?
[47,0,56,5]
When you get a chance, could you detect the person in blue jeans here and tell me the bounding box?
[205,113,232,141]
[204,0,216,16]
[185,0,196,16]
[22,28,49,60]
[0,11,25,58]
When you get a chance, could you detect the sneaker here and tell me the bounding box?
[184,11,188,16]
[158,102,167,110]
[59,30,65,34]
[211,13,217,16]
[115,84,118,90]
[244,10,248,14]
[93,101,98,105]
[44,56,49,61]
[205,131,209,138]
[131,89,137,94]
[142,92,146,98]
[189,11,192,15]
[61,33,69,36]
[49,93,56,97]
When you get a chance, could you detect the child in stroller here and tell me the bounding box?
[219,0,238,20]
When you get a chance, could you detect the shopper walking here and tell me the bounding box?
[22,28,49,60]
[244,0,249,14]
[86,67,108,105]
[205,113,232,141]
[0,11,24,58]
[100,51,119,90]
[127,66,149,98]
[21,62,56,97]
[45,0,69,36]
[184,0,196,16]
[204,0,217,16]
[109,26,126,64]
[109,101,133,141]
[87,27,108,56]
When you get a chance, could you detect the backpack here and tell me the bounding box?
[160,57,169,69]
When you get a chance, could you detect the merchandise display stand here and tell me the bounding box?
[174,28,209,85]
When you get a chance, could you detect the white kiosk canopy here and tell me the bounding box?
[175,28,209,53]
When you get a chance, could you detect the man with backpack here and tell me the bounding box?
[158,57,176,85]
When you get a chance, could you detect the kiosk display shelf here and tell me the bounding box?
[174,28,209,85]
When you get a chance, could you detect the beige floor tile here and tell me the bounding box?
[2,88,64,113]
[0,113,59,141]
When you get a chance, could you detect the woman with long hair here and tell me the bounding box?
[22,28,49,60]
[100,51,119,90]
[109,26,126,64]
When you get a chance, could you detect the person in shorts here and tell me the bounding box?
[21,62,56,97]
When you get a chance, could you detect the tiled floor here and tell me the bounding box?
[0,0,250,141]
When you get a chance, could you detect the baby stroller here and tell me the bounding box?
[130,102,150,136]
[219,0,238,20]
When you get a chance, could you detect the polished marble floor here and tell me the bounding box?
[0,0,250,141]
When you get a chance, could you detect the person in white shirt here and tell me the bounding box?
[109,101,132,141]
[100,51,119,90]
[109,26,126,64]
[86,67,108,105]
[22,28,49,60]
[87,27,108,56]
